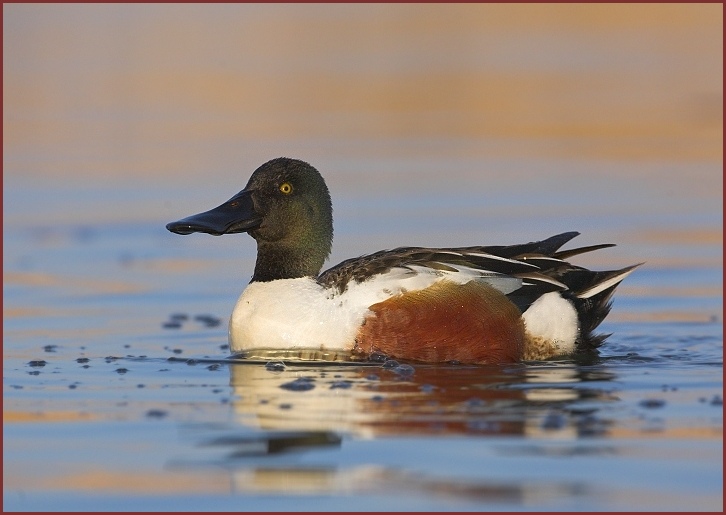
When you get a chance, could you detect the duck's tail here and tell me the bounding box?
[561,263,642,350]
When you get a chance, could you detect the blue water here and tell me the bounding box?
[3,171,722,511]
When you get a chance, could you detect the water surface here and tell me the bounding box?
[3,4,723,511]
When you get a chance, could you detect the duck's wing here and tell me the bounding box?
[317,232,588,300]
[318,231,641,350]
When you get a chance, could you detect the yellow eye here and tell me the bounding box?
[279,182,293,195]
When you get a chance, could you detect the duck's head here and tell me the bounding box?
[167,158,333,282]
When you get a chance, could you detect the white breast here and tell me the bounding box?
[229,277,363,353]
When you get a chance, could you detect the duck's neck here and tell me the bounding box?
[251,233,332,282]
[250,244,317,282]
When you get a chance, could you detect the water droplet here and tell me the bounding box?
[368,352,388,363]
[265,361,286,372]
[392,364,415,377]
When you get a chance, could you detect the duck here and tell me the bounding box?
[167,157,640,364]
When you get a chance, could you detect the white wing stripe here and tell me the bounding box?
[577,268,637,299]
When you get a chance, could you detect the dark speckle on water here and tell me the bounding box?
[28,371,40,376]
[76,358,90,363]
[145,409,168,419]
[206,364,221,371]
[541,411,567,430]
[194,314,221,327]
[279,377,316,392]
[28,360,47,367]
[115,368,129,374]
[466,397,485,408]
[329,380,353,389]
[163,321,182,329]
[639,399,666,409]
[468,420,500,432]
[172,348,183,354]
[43,345,58,353]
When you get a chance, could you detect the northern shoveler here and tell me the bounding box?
[167,157,640,364]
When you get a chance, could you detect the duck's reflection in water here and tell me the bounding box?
[227,465,590,502]
[227,359,618,439]
[175,359,617,501]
